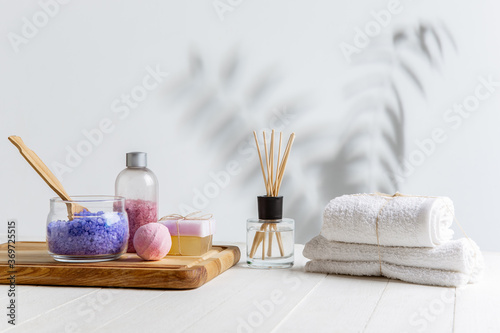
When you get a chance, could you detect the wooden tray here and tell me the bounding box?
[0,242,240,289]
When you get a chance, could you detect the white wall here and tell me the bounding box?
[1,0,499,251]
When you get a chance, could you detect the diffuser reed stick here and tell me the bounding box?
[250,130,295,258]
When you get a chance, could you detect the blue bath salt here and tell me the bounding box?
[47,211,129,256]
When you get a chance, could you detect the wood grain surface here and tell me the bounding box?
[0,242,240,289]
[0,245,498,332]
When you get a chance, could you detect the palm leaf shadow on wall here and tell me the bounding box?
[318,21,457,200]
[161,47,310,209]
[162,21,457,244]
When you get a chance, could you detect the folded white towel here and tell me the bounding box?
[303,235,483,282]
[305,260,474,287]
[321,194,455,247]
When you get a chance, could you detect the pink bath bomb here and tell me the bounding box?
[133,223,172,260]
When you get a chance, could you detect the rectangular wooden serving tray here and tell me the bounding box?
[0,242,240,289]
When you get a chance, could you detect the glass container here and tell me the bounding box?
[46,195,129,262]
[115,152,158,252]
[247,196,294,268]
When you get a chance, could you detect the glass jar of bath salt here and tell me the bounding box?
[247,196,294,268]
[46,196,129,262]
[115,152,158,252]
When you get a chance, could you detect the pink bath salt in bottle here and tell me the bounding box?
[115,152,158,252]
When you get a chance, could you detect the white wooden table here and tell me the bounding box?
[1,244,499,333]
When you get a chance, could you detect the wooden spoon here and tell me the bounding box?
[8,135,88,220]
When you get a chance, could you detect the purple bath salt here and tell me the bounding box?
[47,210,129,256]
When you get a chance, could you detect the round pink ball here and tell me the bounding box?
[133,223,172,261]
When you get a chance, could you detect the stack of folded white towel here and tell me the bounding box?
[303,194,484,287]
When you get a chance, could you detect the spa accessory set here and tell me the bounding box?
[2,136,232,289]
[1,133,484,290]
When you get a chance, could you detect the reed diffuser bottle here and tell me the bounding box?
[247,130,295,268]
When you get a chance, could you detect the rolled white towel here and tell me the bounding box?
[305,260,475,287]
[321,194,454,247]
[303,235,483,281]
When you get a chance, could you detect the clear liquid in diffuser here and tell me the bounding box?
[247,227,294,268]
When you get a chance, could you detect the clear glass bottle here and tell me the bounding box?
[247,196,294,268]
[115,152,158,252]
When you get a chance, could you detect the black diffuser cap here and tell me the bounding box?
[257,196,283,220]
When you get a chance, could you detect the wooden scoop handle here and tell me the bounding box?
[8,136,72,201]
[8,136,88,220]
